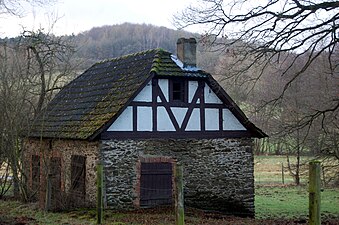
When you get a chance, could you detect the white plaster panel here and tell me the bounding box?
[157,107,175,131]
[204,84,223,104]
[188,81,198,103]
[158,79,169,102]
[107,106,133,131]
[171,107,188,127]
[186,109,200,131]
[205,108,219,130]
[222,109,246,130]
[137,107,152,131]
[133,81,152,102]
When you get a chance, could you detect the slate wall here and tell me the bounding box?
[100,138,255,217]
[23,138,99,209]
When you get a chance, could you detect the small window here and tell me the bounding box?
[171,80,186,102]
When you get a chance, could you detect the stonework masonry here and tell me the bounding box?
[24,137,255,216]
[100,138,255,217]
[23,138,99,208]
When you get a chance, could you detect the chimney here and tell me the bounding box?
[176,38,197,67]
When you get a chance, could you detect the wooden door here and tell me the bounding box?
[140,162,173,207]
[31,155,40,201]
[50,157,61,210]
[70,155,86,206]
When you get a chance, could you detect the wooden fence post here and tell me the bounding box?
[281,163,285,184]
[309,161,321,225]
[97,161,104,225]
[175,163,184,225]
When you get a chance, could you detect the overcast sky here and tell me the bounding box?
[0,0,196,38]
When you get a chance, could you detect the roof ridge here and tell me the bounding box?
[94,48,170,65]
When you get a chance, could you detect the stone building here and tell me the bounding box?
[24,38,267,216]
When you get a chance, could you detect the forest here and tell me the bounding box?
[0,21,338,200]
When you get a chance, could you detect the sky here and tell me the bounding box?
[0,0,196,38]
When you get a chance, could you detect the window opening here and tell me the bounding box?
[171,80,186,102]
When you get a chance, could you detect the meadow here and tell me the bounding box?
[254,155,339,220]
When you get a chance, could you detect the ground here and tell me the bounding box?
[0,155,338,224]
[0,200,338,225]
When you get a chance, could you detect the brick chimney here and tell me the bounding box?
[176,38,197,68]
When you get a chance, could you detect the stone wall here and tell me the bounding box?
[100,138,255,217]
[23,138,99,209]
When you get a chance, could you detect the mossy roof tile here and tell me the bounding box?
[29,49,200,139]
[28,48,266,140]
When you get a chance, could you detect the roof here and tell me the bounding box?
[28,48,267,140]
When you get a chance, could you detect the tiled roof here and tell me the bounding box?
[28,49,209,140]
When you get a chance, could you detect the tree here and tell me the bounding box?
[175,0,339,133]
[20,29,76,115]
[0,0,50,16]
[0,29,76,200]
[0,40,32,197]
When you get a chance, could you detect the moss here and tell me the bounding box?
[29,47,208,140]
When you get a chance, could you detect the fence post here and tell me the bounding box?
[309,161,321,225]
[175,163,184,225]
[281,163,284,184]
[97,161,104,225]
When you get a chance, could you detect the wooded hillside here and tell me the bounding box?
[73,23,195,66]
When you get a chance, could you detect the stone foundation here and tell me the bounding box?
[101,138,255,217]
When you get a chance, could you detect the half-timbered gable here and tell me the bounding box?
[25,38,267,217]
[104,77,249,138]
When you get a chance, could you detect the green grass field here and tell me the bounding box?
[254,155,339,220]
[255,186,339,219]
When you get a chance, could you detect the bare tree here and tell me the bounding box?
[0,28,76,200]
[20,29,76,115]
[0,0,52,16]
[175,0,339,132]
[0,40,32,197]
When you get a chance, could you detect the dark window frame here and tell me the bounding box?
[169,79,188,103]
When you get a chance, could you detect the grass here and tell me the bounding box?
[255,186,339,219]
[0,200,96,225]
[254,155,339,220]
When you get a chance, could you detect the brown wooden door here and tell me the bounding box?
[70,155,86,206]
[31,155,40,201]
[140,162,173,207]
[50,157,61,210]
